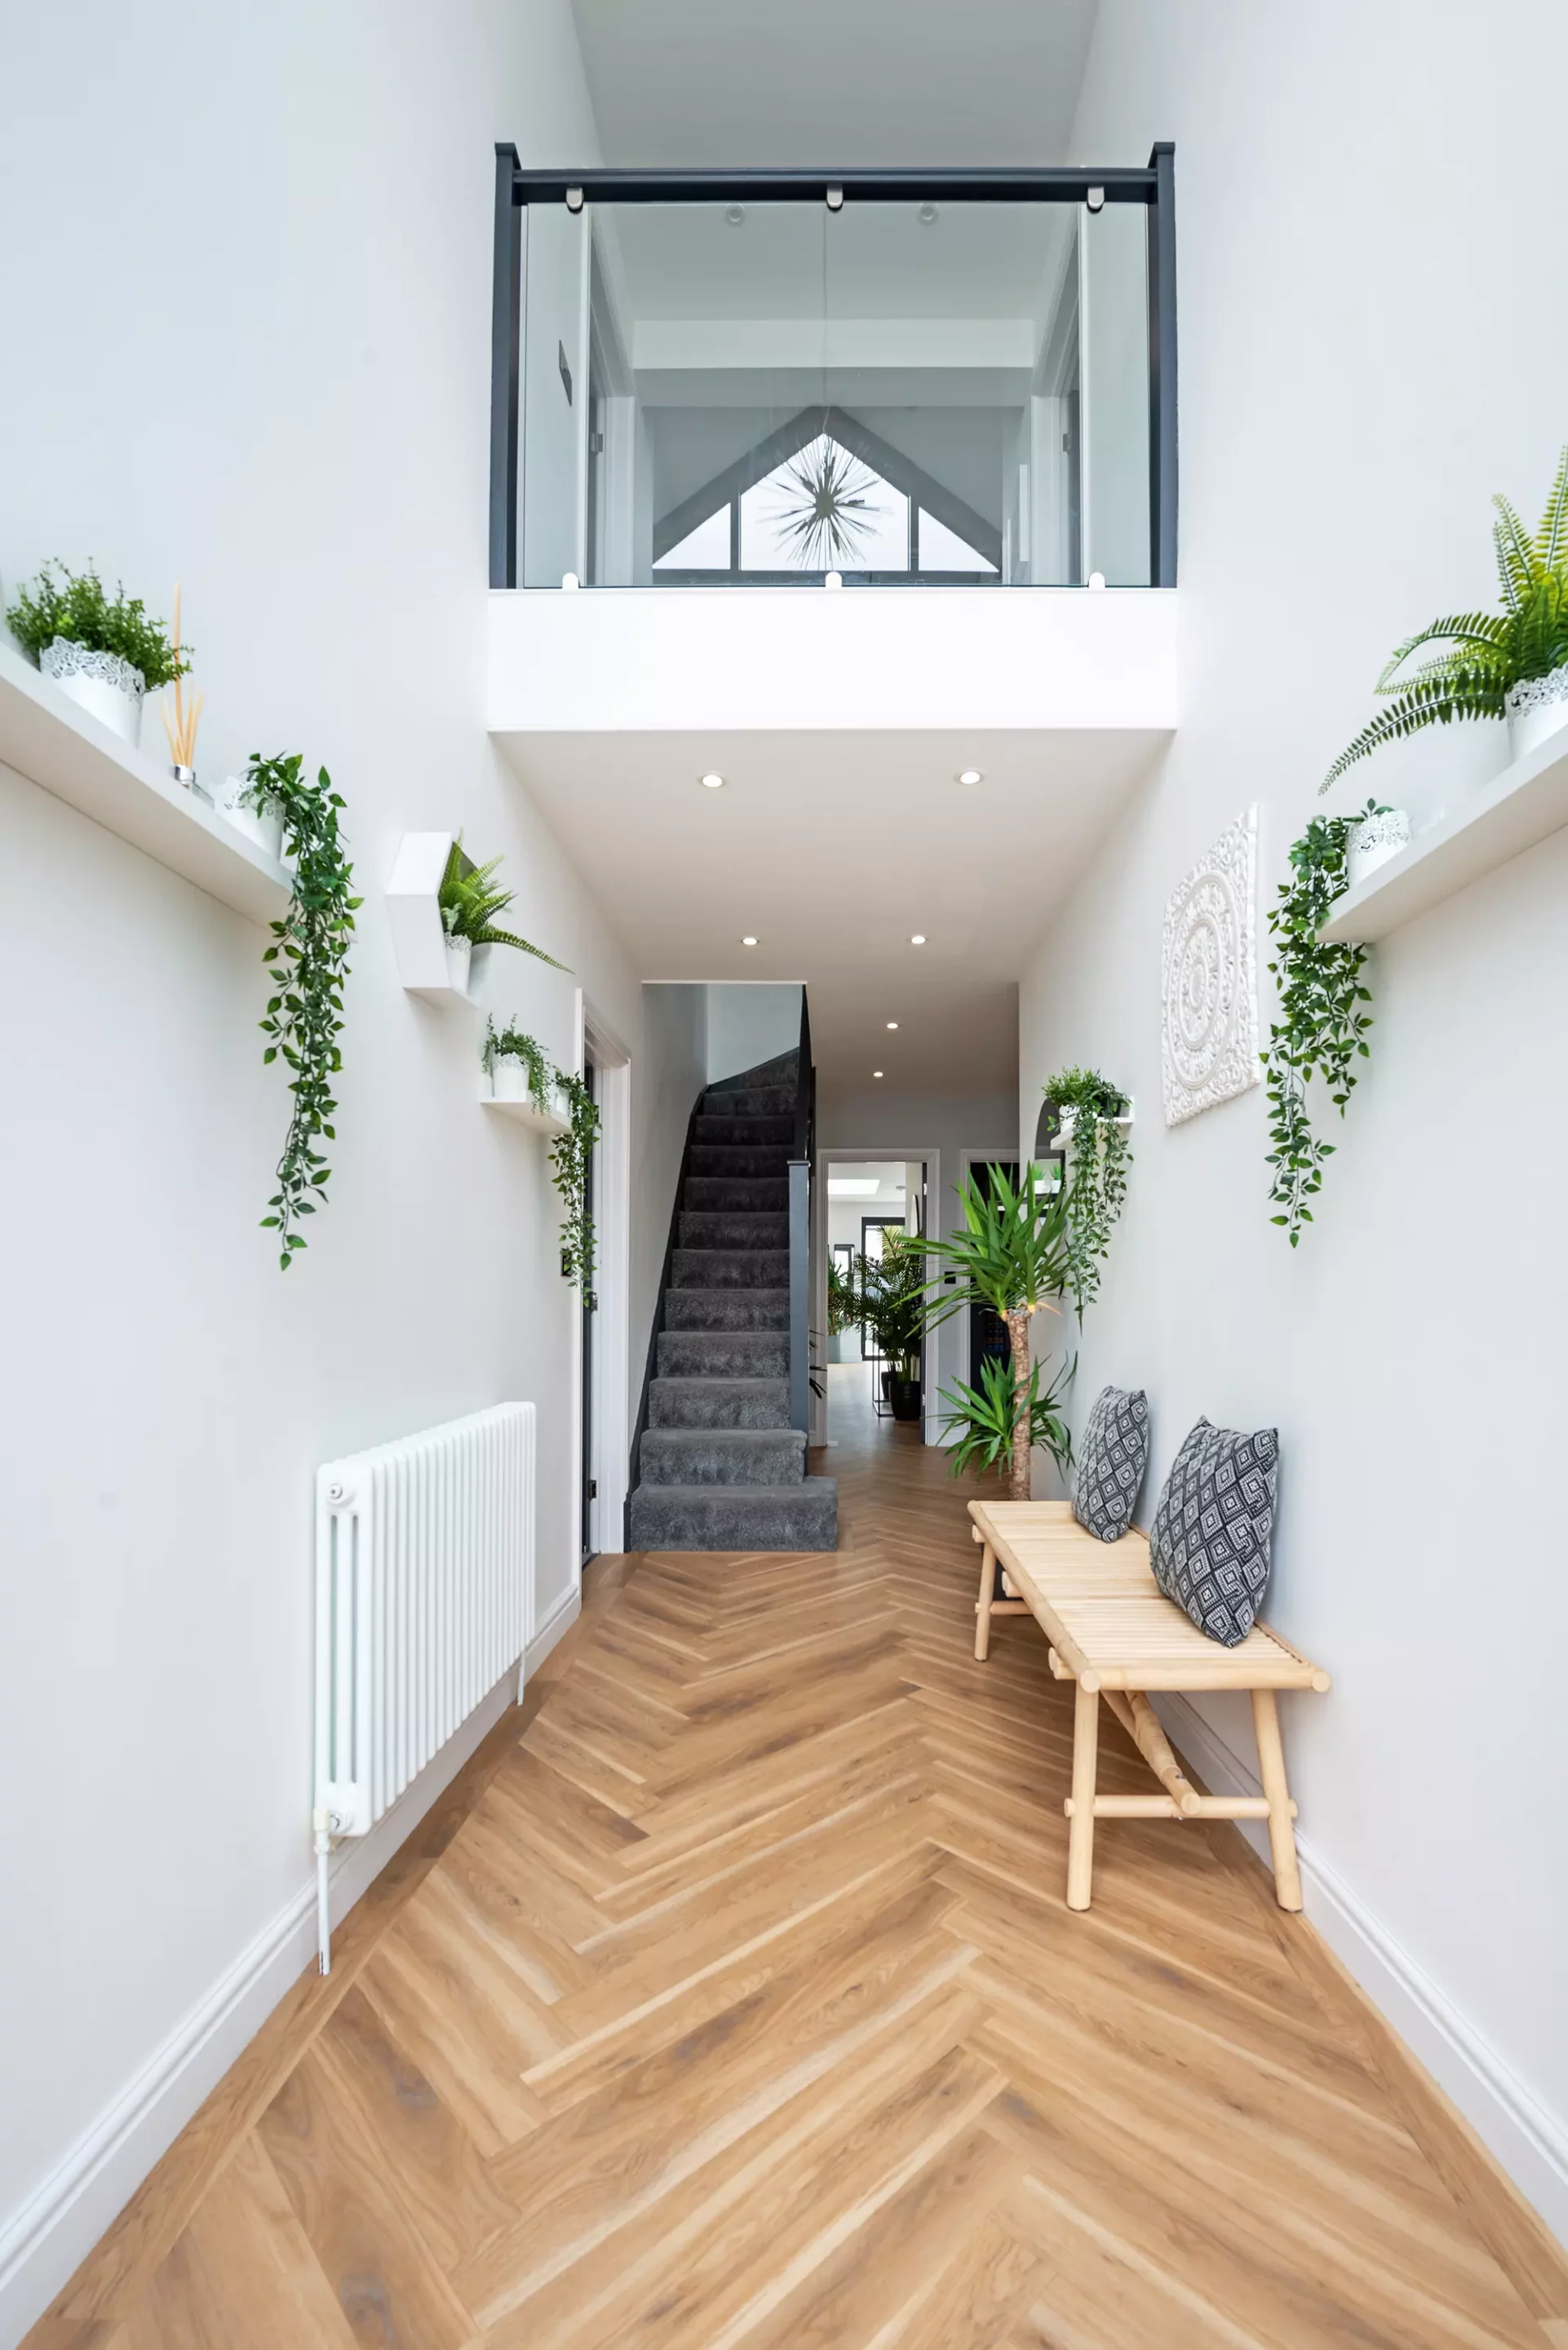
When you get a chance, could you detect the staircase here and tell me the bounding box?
[627,1049,839,1552]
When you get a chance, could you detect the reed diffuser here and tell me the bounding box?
[160,583,203,788]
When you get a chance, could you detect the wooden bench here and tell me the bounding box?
[969,1498,1330,1913]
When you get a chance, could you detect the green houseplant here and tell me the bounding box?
[1322,447,1568,790]
[937,1350,1074,1490]
[1041,1066,1131,1319]
[915,1166,1072,1499]
[7,560,189,748]
[242,755,360,1269]
[551,1070,601,1288]
[482,1018,552,1114]
[852,1227,928,1420]
[1261,804,1382,1245]
[439,836,568,995]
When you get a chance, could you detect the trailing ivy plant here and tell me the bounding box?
[550,1069,601,1288]
[1322,446,1568,790]
[1042,1066,1131,1319]
[482,1017,551,1114]
[243,754,359,1269]
[1260,803,1383,1245]
[6,559,190,688]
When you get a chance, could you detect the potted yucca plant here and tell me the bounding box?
[1322,446,1568,796]
[6,561,190,748]
[438,836,568,994]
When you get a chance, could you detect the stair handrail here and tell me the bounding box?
[788,991,813,1436]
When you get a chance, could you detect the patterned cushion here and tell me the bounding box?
[1149,1418,1279,1648]
[1071,1386,1151,1542]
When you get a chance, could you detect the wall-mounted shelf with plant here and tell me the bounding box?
[6,560,188,750]
[481,1018,570,1133]
[1318,446,1568,941]
[383,831,569,1009]
[244,754,360,1270]
[0,636,289,921]
[1040,1067,1132,1318]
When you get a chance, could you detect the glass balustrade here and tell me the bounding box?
[494,165,1173,591]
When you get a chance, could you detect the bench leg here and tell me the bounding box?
[974,1540,995,1661]
[1251,1688,1303,1911]
[1066,1683,1100,1910]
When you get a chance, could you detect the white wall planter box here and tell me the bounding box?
[481,1078,570,1135]
[0,639,291,924]
[383,831,480,1007]
[1320,731,1568,944]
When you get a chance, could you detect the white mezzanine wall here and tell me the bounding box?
[1020,0,1568,2236]
[0,5,705,2332]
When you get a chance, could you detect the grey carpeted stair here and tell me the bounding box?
[627,1049,838,1554]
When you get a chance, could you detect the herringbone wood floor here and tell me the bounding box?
[29,1368,1568,2348]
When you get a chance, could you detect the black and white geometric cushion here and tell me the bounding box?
[1071,1386,1150,1542]
[1149,1418,1279,1648]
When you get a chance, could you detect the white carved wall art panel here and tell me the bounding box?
[1161,806,1260,1126]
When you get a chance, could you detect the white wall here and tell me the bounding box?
[706,982,803,1084]
[0,6,706,2334]
[1021,0,1568,2238]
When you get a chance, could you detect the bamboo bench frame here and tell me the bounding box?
[968,1498,1330,1913]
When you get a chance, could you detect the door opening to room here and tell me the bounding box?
[580,1052,598,1566]
[825,1159,927,1443]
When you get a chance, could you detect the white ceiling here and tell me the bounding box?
[569,0,1100,169]
[495,726,1165,1097]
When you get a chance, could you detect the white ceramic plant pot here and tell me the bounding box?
[40,637,144,745]
[214,774,286,862]
[1506,664,1568,762]
[1346,808,1411,889]
[445,934,472,994]
[491,1054,528,1101]
[467,942,492,994]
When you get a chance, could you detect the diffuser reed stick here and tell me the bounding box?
[160,583,204,775]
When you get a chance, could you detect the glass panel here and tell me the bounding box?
[521,195,1152,587]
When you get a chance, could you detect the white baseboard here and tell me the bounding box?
[525,1583,580,1676]
[1155,1694,1568,2250]
[0,1663,520,2349]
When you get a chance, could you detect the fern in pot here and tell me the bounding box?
[1323,447,1568,814]
[7,561,188,748]
[438,836,566,995]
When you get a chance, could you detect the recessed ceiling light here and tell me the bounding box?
[700,772,725,789]
[910,933,926,945]
[957,768,982,786]
[742,935,758,947]
[873,1070,884,1079]
[886,1022,898,1031]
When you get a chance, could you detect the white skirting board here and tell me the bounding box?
[1154,1693,1568,2250]
[0,1615,560,2348]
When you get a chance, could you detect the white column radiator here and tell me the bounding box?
[312,1402,534,1971]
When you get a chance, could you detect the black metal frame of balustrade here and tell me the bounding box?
[489,148,1177,596]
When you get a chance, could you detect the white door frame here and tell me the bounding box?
[581,998,631,1564]
[813,1144,942,1448]
[955,1146,1021,1395]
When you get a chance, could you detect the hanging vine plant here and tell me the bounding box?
[243,754,359,1269]
[550,1070,602,1288]
[1261,803,1383,1245]
[1043,1066,1131,1318]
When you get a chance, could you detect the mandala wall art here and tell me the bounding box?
[1161,806,1260,1126]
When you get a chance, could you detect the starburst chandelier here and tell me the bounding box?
[772,434,879,570]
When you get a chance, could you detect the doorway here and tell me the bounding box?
[818,1156,930,1446]
[580,1052,598,1567]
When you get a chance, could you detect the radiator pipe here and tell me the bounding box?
[312,1808,334,1974]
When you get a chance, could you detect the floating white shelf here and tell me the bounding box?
[0,638,292,924]
[481,1081,571,1136]
[1319,729,1568,943]
[383,831,481,1005]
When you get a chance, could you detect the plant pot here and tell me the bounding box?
[39,636,144,745]
[444,935,472,994]
[1506,663,1568,762]
[491,1054,530,1102]
[467,942,493,994]
[214,775,286,862]
[888,1376,923,1422]
[1346,807,1411,889]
